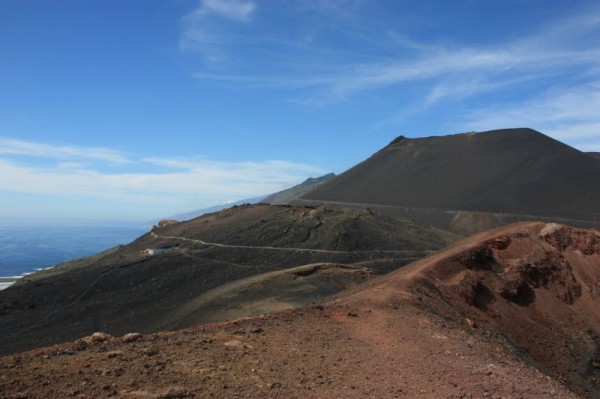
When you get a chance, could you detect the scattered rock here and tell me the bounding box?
[91,332,112,343]
[539,223,562,238]
[120,390,158,399]
[123,333,143,343]
[79,337,94,346]
[142,348,159,357]
[485,235,511,250]
[107,350,123,359]
[152,219,179,231]
[466,318,477,328]
[517,228,531,237]
[224,339,242,349]
[160,386,190,398]
[347,311,359,318]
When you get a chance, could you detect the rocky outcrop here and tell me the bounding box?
[410,223,600,396]
[152,219,179,231]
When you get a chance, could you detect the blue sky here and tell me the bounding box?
[1,0,599,221]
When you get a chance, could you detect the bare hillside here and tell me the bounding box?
[0,204,456,356]
[303,128,600,223]
[2,222,598,398]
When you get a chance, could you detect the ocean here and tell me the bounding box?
[0,220,148,282]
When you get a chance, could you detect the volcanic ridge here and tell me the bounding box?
[1,222,599,398]
[300,128,600,225]
[0,204,456,356]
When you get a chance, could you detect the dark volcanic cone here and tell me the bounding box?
[302,128,600,223]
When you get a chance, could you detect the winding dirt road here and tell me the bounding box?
[151,232,428,256]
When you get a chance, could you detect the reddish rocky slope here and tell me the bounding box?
[1,222,598,398]
[341,221,600,397]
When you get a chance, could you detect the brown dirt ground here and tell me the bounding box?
[1,222,598,398]
[0,303,577,399]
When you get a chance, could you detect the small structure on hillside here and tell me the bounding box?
[144,247,170,256]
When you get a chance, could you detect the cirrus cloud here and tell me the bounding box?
[0,137,326,218]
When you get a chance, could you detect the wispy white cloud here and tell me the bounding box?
[179,0,257,64]
[179,1,600,106]
[197,0,256,21]
[178,1,600,151]
[0,137,130,164]
[457,81,600,152]
[0,138,326,211]
[298,44,600,104]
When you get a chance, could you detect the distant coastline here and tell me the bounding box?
[0,221,147,289]
[0,267,53,290]
[0,276,20,290]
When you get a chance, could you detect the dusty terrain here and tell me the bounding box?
[302,128,600,223]
[1,222,598,398]
[0,204,456,356]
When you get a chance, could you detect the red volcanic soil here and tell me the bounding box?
[1,222,598,398]
[342,222,600,397]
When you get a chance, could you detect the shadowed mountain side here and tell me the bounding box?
[262,173,335,205]
[146,204,457,253]
[159,263,377,330]
[302,128,600,223]
[3,222,597,397]
[588,152,600,161]
[0,204,456,355]
[292,198,600,236]
[11,246,122,287]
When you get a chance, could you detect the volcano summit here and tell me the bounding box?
[302,128,600,224]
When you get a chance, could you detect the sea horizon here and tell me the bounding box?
[0,219,149,284]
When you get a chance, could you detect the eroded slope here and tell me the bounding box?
[3,222,596,398]
[0,204,455,355]
[342,222,600,397]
